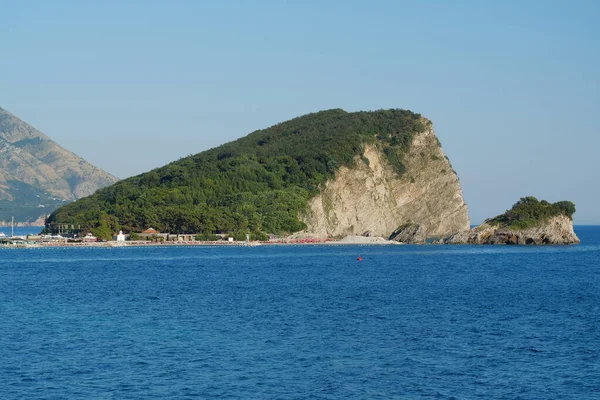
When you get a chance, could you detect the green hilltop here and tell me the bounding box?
[486,196,576,230]
[46,109,427,239]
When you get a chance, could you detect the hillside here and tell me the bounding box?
[0,107,119,223]
[46,109,469,239]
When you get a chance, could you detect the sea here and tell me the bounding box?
[1,226,599,399]
[0,226,44,237]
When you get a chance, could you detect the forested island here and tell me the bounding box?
[47,109,441,240]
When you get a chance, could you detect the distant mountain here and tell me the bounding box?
[0,107,118,224]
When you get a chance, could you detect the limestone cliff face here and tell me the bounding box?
[445,215,579,245]
[300,123,469,239]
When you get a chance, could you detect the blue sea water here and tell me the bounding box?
[1,227,599,399]
[0,226,43,237]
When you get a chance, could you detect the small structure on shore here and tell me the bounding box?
[117,231,125,242]
[134,228,196,242]
[83,233,97,242]
[140,228,159,237]
[169,234,195,242]
[138,228,166,241]
[0,237,28,246]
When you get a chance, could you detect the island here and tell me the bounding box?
[444,197,579,245]
[40,109,578,246]
[44,109,469,241]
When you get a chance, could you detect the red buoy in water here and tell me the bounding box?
[357,255,363,261]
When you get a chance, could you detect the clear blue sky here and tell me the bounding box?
[1,0,599,224]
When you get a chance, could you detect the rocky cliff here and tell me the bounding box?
[0,107,119,222]
[300,122,470,239]
[445,215,579,245]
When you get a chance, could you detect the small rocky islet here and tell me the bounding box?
[393,197,579,245]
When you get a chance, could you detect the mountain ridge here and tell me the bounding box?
[0,107,119,222]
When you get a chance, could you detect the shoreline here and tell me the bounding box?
[2,233,582,248]
[2,237,403,248]
[0,234,402,248]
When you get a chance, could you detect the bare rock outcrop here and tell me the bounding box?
[445,215,579,245]
[388,223,428,244]
[300,122,469,239]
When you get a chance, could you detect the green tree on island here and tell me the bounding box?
[487,196,576,230]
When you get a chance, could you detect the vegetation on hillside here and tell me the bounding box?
[487,196,576,230]
[46,109,427,239]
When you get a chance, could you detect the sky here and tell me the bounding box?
[1,0,599,224]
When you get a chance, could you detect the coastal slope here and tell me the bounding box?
[0,107,119,223]
[46,109,469,239]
